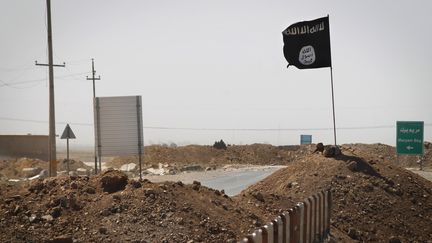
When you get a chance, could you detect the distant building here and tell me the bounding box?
[0,135,48,161]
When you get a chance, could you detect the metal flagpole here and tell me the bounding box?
[328,15,337,146]
[330,67,337,146]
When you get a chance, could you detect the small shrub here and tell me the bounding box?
[213,139,227,150]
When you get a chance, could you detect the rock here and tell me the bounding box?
[47,235,73,243]
[112,194,121,201]
[363,183,374,192]
[29,214,37,223]
[129,180,142,188]
[180,165,203,172]
[13,205,20,215]
[323,146,341,157]
[22,167,42,178]
[10,195,21,200]
[99,227,108,234]
[55,196,68,208]
[192,184,200,191]
[70,181,78,189]
[42,214,54,222]
[252,192,265,202]
[101,209,111,217]
[347,228,360,240]
[51,206,62,218]
[68,195,82,210]
[144,188,156,196]
[120,163,137,172]
[193,180,201,186]
[76,168,89,176]
[347,161,358,171]
[68,171,78,177]
[146,167,166,175]
[85,186,96,194]
[287,182,299,188]
[100,170,128,193]
[39,169,49,178]
[389,236,401,243]
[313,143,325,154]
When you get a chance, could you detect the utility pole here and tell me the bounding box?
[35,0,65,177]
[86,59,101,174]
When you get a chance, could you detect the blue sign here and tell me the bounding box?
[300,135,312,145]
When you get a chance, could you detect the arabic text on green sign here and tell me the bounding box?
[396,121,424,155]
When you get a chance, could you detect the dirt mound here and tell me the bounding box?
[108,144,313,169]
[237,148,432,242]
[100,170,128,193]
[57,159,92,172]
[0,158,92,179]
[1,143,430,242]
[0,171,274,242]
[343,142,432,168]
[0,158,48,179]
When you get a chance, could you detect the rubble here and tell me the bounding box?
[0,143,431,242]
[0,170,268,242]
[238,145,432,242]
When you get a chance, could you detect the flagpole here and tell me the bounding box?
[328,14,337,146]
[330,66,337,146]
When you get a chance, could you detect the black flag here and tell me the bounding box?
[282,16,331,69]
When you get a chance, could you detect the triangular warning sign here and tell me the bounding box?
[61,124,76,139]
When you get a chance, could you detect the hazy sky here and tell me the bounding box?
[1,0,431,147]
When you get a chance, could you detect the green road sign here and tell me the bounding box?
[396,121,424,155]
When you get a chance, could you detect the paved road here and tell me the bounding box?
[406,168,432,182]
[143,165,285,196]
[201,167,282,196]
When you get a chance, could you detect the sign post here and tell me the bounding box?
[61,124,76,173]
[396,121,424,155]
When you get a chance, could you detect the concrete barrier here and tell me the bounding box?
[242,190,331,243]
[263,222,274,243]
[303,198,311,243]
[281,211,290,243]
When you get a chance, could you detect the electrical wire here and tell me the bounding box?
[0,116,431,131]
[0,71,91,88]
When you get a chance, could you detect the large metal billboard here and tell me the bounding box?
[94,96,143,157]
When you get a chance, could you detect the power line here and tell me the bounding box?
[0,71,90,87]
[1,116,431,131]
[0,80,44,89]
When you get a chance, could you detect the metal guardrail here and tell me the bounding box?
[241,190,332,243]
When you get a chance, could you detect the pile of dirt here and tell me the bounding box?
[1,143,431,242]
[0,171,273,242]
[0,158,48,179]
[57,159,93,172]
[238,147,432,242]
[108,144,313,169]
[343,142,432,168]
[0,158,92,179]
